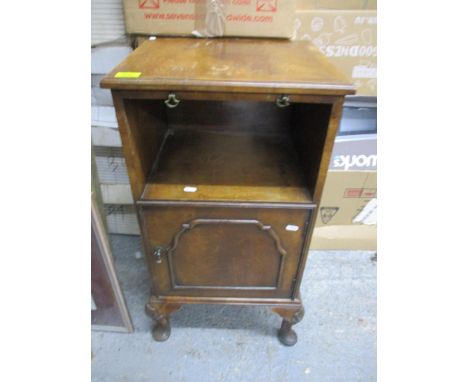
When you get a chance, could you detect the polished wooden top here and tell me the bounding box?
[101,38,355,95]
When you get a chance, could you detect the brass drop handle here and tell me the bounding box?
[164,93,180,108]
[276,95,290,108]
[153,246,166,264]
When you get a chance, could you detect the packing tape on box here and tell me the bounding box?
[192,0,227,37]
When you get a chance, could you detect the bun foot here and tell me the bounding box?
[278,320,298,346]
[152,318,171,342]
[145,296,181,343]
[272,303,305,347]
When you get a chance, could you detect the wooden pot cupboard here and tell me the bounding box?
[101,38,355,346]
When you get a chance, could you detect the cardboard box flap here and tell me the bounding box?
[292,10,377,96]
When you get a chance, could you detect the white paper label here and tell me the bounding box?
[285,225,299,232]
[352,65,377,79]
[183,186,198,193]
[353,198,377,225]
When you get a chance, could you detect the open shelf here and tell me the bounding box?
[121,98,332,205]
[141,129,313,204]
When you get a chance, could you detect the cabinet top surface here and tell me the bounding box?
[101,38,355,95]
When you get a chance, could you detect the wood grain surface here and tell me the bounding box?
[101,38,355,95]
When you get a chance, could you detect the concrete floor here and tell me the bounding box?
[92,235,376,382]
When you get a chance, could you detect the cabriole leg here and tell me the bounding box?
[145,296,181,342]
[272,304,305,346]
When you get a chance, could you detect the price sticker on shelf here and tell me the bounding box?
[183,186,198,193]
[114,72,142,78]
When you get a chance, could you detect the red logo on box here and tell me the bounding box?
[138,0,159,9]
[343,188,377,198]
[256,0,277,12]
[361,188,377,198]
[344,188,363,198]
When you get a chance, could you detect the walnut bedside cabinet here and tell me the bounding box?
[101,38,355,346]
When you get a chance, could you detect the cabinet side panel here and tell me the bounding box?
[112,92,168,200]
[291,98,345,298]
[291,103,332,201]
[311,99,345,204]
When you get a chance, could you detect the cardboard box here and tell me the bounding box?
[91,46,133,74]
[91,106,118,128]
[123,0,295,38]
[366,0,377,10]
[310,225,376,250]
[94,147,131,184]
[310,133,377,250]
[293,10,377,96]
[105,205,140,235]
[315,170,376,227]
[296,0,368,10]
[92,45,132,106]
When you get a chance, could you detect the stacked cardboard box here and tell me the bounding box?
[296,0,376,10]
[123,0,296,38]
[311,132,376,250]
[125,1,377,96]
[292,1,377,96]
[293,1,377,248]
[92,45,137,234]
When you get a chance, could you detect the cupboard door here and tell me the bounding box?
[139,205,314,299]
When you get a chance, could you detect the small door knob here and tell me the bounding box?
[153,246,166,264]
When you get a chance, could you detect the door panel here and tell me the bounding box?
[139,205,313,299]
[170,218,283,288]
